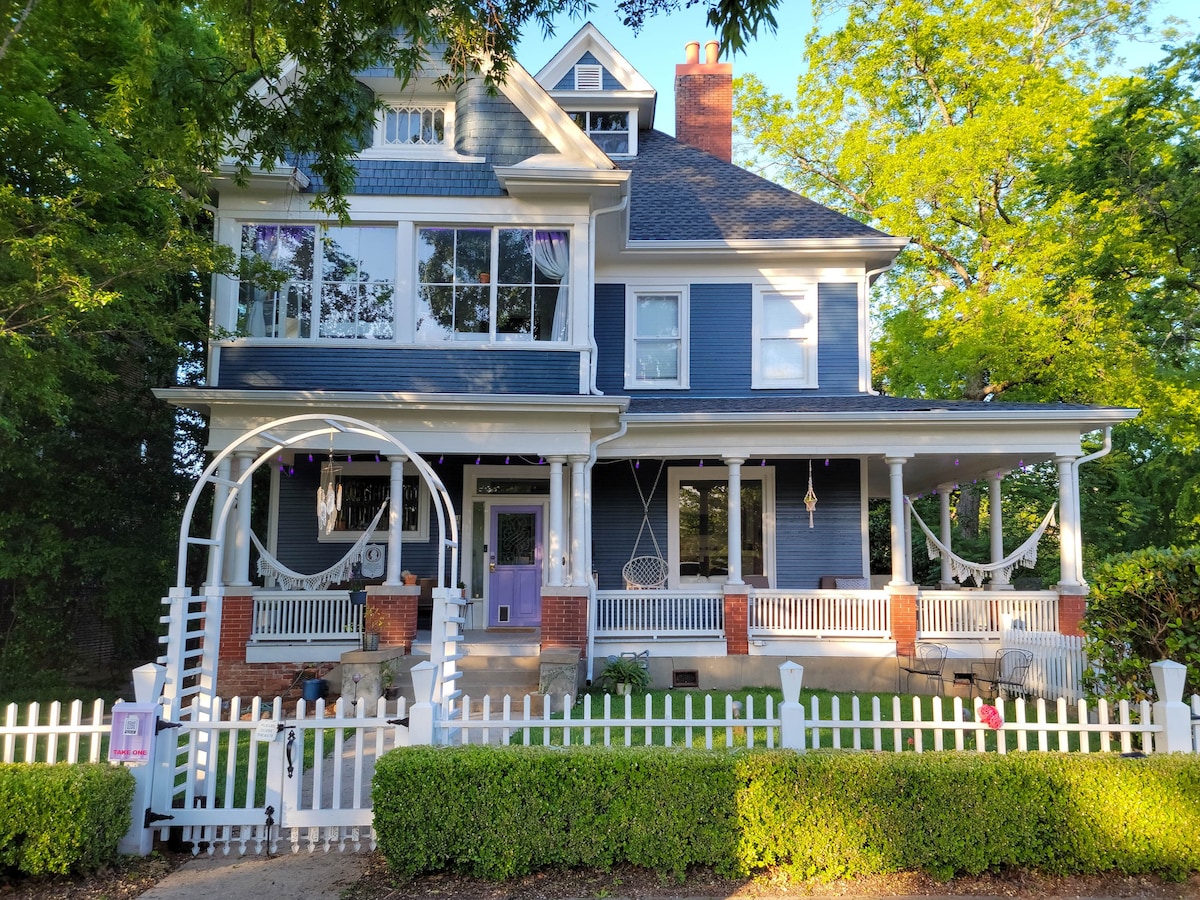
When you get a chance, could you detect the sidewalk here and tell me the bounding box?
[137,850,367,900]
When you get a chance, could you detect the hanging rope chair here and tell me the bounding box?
[622,460,669,589]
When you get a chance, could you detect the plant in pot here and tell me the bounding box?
[401,569,417,586]
[381,661,401,702]
[347,564,368,605]
[362,605,384,652]
[598,655,651,696]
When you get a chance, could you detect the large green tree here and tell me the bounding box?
[734,0,1169,422]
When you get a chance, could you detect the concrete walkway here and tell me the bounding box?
[137,850,368,900]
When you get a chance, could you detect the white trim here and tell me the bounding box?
[574,64,603,91]
[315,459,430,543]
[752,283,818,389]
[624,285,689,390]
[666,465,776,590]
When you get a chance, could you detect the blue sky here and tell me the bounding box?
[515,2,1198,137]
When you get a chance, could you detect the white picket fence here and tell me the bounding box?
[1003,628,1088,702]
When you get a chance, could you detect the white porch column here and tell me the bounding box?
[230,451,254,586]
[1057,455,1082,590]
[385,455,406,586]
[547,456,566,586]
[724,457,744,585]
[938,483,955,589]
[885,457,912,586]
[569,455,587,585]
[989,470,1012,589]
[904,498,914,583]
[209,457,232,587]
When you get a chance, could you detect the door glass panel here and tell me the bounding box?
[497,512,536,566]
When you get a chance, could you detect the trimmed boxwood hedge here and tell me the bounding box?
[373,746,1200,882]
[0,763,134,875]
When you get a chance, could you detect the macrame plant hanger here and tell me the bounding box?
[804,460,819,528]
[622,459,669,589]
[316,431,343,536]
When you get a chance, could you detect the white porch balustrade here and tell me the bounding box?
[750,590,891,638]
[251,590,362,643]
[917,591,1059,638]
[595,588,725,638]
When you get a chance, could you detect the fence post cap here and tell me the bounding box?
[779,661,804,704]
[1150,660,1187,703]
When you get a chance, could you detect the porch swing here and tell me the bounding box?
[622,459,669,590]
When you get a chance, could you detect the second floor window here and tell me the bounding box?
[570,111,629,154]
[626,287,688,388]
[237,224,396,340]
[381,105,446,146]
[416,227,570,342]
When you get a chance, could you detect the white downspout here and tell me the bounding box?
[1071,426,1113,587]
[584,417,628,680]
[588,191,630,395]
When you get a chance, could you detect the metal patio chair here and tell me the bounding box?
[972,647,1034,701]
[898,641,947,695]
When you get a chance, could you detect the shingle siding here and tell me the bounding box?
[551,52,623,91]
[217,346,581,394]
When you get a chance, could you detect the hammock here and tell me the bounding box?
[905,497,1057,586]
[251,502,388,591]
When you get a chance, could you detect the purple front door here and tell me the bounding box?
[488,505,542,627]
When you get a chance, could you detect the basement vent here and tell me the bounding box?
[672,669,699,689]
[574,65,602,91]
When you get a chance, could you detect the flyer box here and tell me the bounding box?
[108,703,158,764]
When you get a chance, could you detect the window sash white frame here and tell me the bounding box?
[415,225,571,343]
[354,101,459,158]
[666,465,776,589]
[752,283,818,388]
[624,285,689,389]
[316,460,430,543]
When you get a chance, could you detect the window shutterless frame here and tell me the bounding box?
[624,285,689,389]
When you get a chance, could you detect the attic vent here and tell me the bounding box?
[574,65,602,90]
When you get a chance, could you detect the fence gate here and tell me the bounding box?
[144,695,409,854]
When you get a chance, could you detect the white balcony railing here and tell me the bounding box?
[917,590,1059,638]
[595,589,725,639]
[750,590,891,638]
[251,591,361,643]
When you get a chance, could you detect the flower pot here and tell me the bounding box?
[402,575,417,586]
[384,686,401,702]
[302,678,328,702]
[349,590,367,606]
[362,631,380,652]
[616,682,632,696]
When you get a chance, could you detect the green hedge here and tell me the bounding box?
[373,747,1200,882]
[0,763,134,875]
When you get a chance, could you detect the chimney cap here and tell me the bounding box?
[685,41,700,64]
[705,40,720,64]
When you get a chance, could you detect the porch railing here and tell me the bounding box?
[595,589,724,638]
[251,590,361,643]
[750,590,891,638]
[917,590,1059,638]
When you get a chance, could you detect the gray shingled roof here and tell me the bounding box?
[625,395,1112,415]
[618,131,891,242]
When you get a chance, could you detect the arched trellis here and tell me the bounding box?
[175,414,458,591]
[168,414,461,707]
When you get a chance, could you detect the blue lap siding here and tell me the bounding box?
[216,346,582,394]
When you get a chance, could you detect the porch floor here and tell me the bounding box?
[411,628,542,658]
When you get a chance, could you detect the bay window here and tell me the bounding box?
[416,227,570,342]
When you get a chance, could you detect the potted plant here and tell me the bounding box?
[347,563,368,605]
[598,655,651,695]
[362,605,384,652]
[381,661,401,702]
[401,569,417,586]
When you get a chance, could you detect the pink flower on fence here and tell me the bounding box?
[977,704,1003,730]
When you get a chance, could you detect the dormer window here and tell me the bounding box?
[570,111,629,155]
[573,65,603,90]
[382,105,446,146]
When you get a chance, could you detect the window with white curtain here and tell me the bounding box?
[753,284,818,388]
[415,227,570,342]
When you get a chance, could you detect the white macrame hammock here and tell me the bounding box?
[251,502,388,591]
[905,497,1057,586]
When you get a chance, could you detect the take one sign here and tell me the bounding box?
[108,703,157,764]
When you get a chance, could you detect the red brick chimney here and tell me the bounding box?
[675,39,733,162]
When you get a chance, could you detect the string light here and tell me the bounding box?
[475,456,481,465]
[438,455,444,464]
[308,454,313,463]
[505,456,510,464]
[538,457,545,465]
[635,460,640,469]
[698,459,704,467]
[760,458,766,466]
[825,458,830,466]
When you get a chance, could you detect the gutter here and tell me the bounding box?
[585,416,629,679]
[862,258,899,395]
[1071,425,1113,586]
